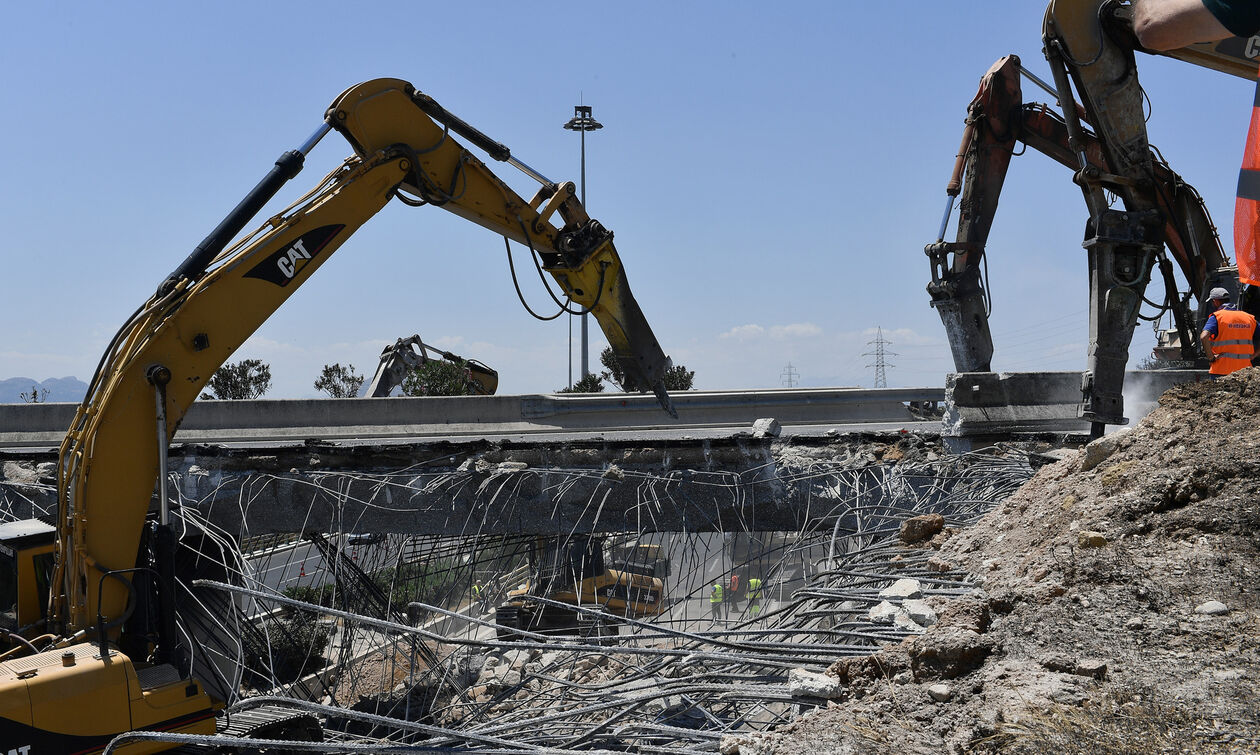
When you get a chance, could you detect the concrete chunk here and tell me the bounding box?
[788,668,842,699]
[903,599,938,627]
[868,601,901,624]
[751,418,781,438]
[1195,600,1229,616]
[1081,428,1131,471]
[879,578,923,600]
[900,513,944,544]
[893,612,925,633]
[1077,530,1108,548]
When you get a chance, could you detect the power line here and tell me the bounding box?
[862,327,897,388]
[780,362,799,388]
[988,309,1088,339]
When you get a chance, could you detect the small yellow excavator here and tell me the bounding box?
[494,536,663,640]
[365,334,498,397]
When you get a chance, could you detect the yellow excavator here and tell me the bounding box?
[494,535,663,641]
[927,0,1259,436]
[365,334,499,397]
[0,78,674,752]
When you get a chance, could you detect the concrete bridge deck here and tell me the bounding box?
[2,429,969,537]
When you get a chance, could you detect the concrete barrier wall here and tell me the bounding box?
[943,370,1208,443]
[0,387,942,448]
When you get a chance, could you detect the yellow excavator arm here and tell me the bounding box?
[54,78,674,638]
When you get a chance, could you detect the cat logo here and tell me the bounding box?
[5,746,31,755]
[244,224,345,287]
[276,239,312,279]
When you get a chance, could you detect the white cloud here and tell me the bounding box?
[430,335,465,351]
[719,323,822,341]
[769,323,822,339]
[719,324,765,340]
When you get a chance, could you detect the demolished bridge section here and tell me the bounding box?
[2,432,980,538]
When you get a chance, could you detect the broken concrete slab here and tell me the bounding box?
[903,599,938,627]
[942,370,1207,452]
[899,513,944,544]
[2,433,991,537]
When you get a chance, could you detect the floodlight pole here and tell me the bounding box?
[564,104,603,379]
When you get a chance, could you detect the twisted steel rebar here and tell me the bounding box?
[1,442,1035,751]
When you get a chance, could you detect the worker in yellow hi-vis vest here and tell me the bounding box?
[746,577,763,617]
[710,582,725,619]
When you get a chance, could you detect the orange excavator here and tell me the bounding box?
[927,0,1259,435]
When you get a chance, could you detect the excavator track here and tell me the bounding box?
[213,704,322,753]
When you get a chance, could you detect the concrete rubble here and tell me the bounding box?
[18,370,1259,751]
[195,436,1034,752]
[0,419,1041,751]
[740,368,1260,753]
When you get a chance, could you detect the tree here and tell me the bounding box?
[400,358,480,397]
[599,346,695,391]
[314,363,364,398]
[662,364,696,391]
[557,373,605,393]
[202,359,272,400]
[599,347,626,390]
[19,385,49,403]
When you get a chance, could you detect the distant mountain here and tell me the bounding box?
[0,376,89,404]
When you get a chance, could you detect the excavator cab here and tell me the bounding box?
[495,536,663,639]
[0,519,55,639]
[607,539,671,579]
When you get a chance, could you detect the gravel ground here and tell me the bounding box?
[728,369,1260,754]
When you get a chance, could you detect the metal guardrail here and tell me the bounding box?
[0,387,944,449]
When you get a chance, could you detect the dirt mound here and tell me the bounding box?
[740,369,1260,754]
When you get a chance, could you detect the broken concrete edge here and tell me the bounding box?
[0,427,945,468]
[0,386,944,449]
[943,370,1209,440]
[0,429,993,537]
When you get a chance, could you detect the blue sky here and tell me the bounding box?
[1,2,1253,398]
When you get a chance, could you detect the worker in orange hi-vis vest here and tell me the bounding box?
[1201,287,1257,376]
[1134,2,1260,286]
